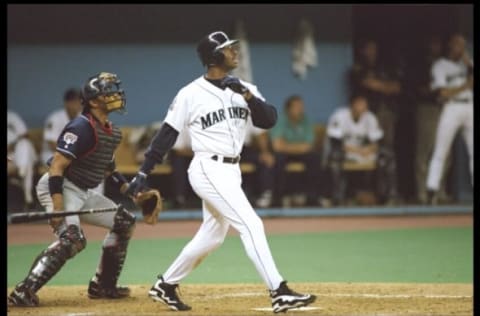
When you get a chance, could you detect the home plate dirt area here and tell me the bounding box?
[7,282,472,316]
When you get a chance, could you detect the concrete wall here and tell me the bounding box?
[8,43,352,127]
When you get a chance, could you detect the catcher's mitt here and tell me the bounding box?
[135,189,163,225]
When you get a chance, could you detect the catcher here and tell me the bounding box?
[8,72,161,307]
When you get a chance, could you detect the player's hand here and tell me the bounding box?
[221,76,249,95]
[49,212,64,232]
[125,171,148,198]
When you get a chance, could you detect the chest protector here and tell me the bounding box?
[66,118,122,189]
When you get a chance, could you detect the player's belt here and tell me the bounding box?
[211,155,240,164]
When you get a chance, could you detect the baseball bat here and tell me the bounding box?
[8,205,123,224]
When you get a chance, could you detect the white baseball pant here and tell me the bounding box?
[162,153,284,290]
[426,101,473,191]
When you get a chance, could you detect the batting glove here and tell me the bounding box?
[125,171,148,197]
[220,76,249,95]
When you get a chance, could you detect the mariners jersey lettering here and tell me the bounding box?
[431,57,473,103]
[165,76,265,157]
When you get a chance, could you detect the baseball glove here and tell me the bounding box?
[135,189,163,225]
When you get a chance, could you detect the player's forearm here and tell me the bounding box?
[437,83,470,100]
[51,193,64,212]
[246,96,278,129]
[256,132,271,154]
[343,144,361,154]
[366,143,378,153]
[140,123,179,174]
[364,78,401,94]
[274,140,312,154]
[48,155,70,211]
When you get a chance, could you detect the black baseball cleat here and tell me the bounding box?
[88,279,131,299]
[148,275,192,311]
[8,282,39,307]
[270,281,317,313]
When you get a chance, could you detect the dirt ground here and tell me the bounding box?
[7,283,472,316]
[7,214,473,315]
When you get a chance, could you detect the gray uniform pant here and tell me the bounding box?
[36,173,119,234]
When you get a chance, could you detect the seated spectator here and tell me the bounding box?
[130,121,193,208]
[41,88,83,165]
[270,95,322,207]
[326,94,398,206]
[241,121,275,208]
[8,110,38,209]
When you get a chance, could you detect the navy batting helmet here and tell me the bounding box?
[197,31,239,66]
[82,72,126,113]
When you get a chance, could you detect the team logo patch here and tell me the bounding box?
[63,132,78,148]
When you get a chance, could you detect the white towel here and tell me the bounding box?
[231,20,254,83]
[292,19,318,80]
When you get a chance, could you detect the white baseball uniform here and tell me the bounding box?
[8,110,38,204]
[426,58,473,191]
[244,119,266,147]
[172,126,192,151]
[160,76,283,290]
[41,108,71,164]
[327,107,383,163]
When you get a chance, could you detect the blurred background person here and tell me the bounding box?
[41,88,83,165]
[270,95,322,207]
[349,39,402,149]
[411,36,453,204]
[132,121,194,208]
[426,33,473,205]
[241,121,275,208]
[326,94,397,206]
[349,39,402,200]
[8,110,38,209]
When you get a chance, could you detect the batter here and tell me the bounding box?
[126,31,316,313]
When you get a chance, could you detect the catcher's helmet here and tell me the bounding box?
[197,31,239,66]
[82,72,126,114]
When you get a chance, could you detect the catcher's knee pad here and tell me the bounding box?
[59,224,87,258]
[112,206,136,240]
[23,225,86,292]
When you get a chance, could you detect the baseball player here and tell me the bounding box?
[8,72,137,307]
[426,33,473,204]
[126,31,316,313]
[7,110,38,208]
[41,88,83,165]
[326,94,397,205]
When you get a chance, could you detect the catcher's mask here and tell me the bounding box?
[82,72,126,114]
[197,31,239,67]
